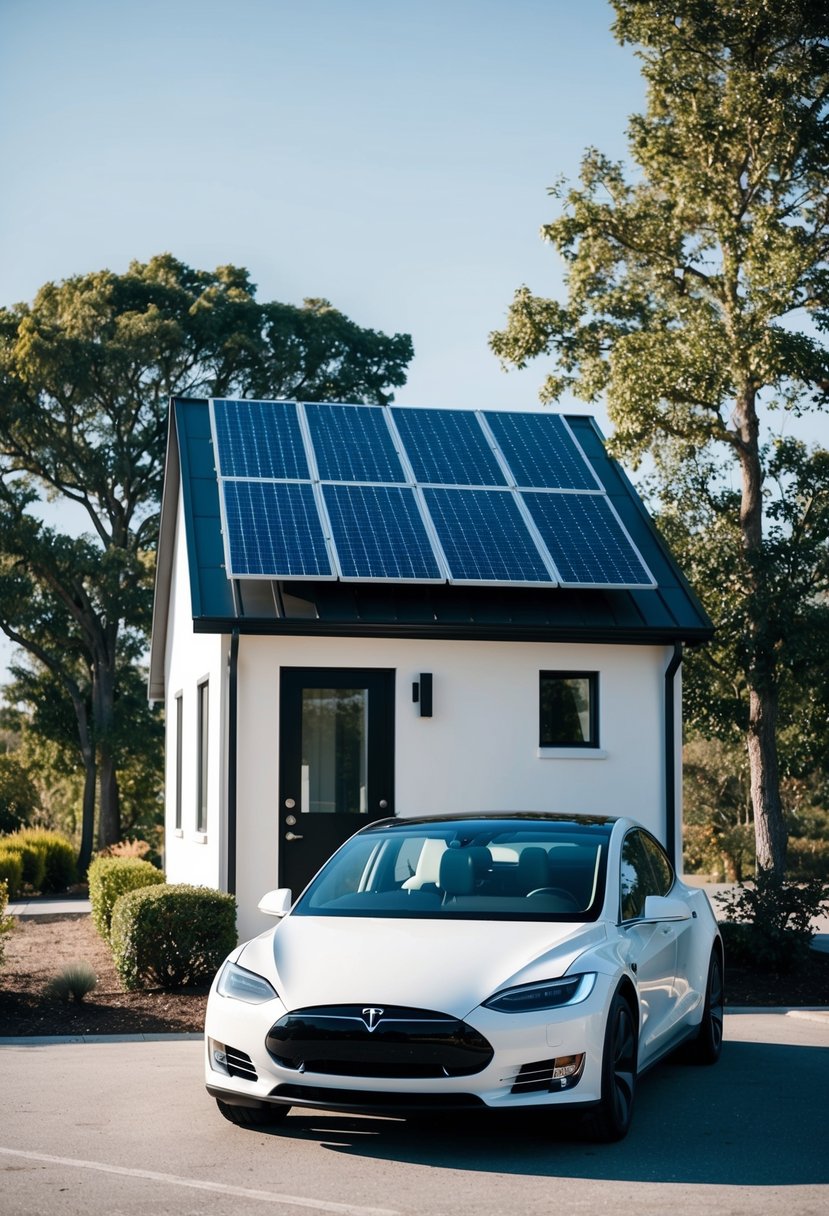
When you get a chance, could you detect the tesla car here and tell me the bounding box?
[205,813,723,1141]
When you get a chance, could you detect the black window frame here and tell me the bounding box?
[539,670,599,748]
[196,679,209,835]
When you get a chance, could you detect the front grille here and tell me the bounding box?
[226,1046,258,1082]
[271,1083,486,1112]
[266,1005,493,1079]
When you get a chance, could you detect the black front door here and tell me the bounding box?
[278,668,395,895]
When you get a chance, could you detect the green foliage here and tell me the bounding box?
[0,836,46,890]
[0,754,41,834]
[13,829,77,893]
[109,884,237,991]
[717,871,829,972]
[87,855,165,941]
[0,849,23,898]
[0,879,14,966]
[491,0,829,877]
[0,254,412,862]
[44,961,97,1003]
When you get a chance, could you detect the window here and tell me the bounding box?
[619,829,674,921]
[174,693,183,833]
[196,680,209,835]
[540,672,598,747]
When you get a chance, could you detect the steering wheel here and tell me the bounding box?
[526,887,580,910]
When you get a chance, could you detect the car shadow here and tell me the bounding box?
[256,1041,828,1186]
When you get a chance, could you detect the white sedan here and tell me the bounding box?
[204,813,723,1141]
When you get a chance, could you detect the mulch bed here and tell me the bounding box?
[0,914,208,1037]
[1,911,827,1038]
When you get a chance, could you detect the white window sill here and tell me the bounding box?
[193,832,208,844]
[537,747,607,760]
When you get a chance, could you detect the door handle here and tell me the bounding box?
[285,832,304,841]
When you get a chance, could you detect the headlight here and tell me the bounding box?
[217,961,278,1004]
[482,973,596,1013]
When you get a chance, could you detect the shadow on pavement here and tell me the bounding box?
[254,1040,828,1186]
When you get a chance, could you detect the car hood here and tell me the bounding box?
[238,915,606,1018]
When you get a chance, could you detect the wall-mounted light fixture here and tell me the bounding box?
[412,673,433,718]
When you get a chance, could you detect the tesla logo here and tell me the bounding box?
[362,1007,385,1032]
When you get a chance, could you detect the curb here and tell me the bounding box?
[0,1033,203,1046]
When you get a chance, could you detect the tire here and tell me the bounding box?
[687,949,724,1065]
[216,1099,291,1128]
[587,990,638,1142]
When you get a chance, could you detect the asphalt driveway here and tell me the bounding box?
[0,1011,827,1216]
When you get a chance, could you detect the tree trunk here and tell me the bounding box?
[747,686,787,875]
[733,386,788,876]
[93,655,121,848]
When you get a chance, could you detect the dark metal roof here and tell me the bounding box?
[149,399,712,699]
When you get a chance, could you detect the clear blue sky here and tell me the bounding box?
[0,0,643,414]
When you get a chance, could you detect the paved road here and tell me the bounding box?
[1,1012,827,1216]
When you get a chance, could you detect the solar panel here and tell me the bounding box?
[322,484,444,581]
[221,480,333,579]
[391,408,507,486]
[423,488,553,584]
[213,399,309,480]
[208,398,657,592]
[522,492,655,588]
[306,403,406,483]
[483,411,600,491]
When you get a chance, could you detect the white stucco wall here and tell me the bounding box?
[229,633,675,939]
[160,495,227,892]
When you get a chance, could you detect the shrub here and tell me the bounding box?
[0,849,23,899]
[110,884,237,991]
[0,837,46,892]
[88,856,165,941]
[13,829,77,893]
[44,962,98,1003]
[717,871,829,972]
[0,880,14,967]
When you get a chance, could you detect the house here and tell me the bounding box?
[149,398,712,939]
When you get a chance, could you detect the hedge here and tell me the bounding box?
[0,836,46,891]
[13,830,77,893]
[0,880,13,967]
[110,884,237,991]
[88,856,165,941]
[0,849,24,898]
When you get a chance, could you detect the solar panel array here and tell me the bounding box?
[209,399,656,590]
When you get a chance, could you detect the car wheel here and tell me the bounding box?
[216,1099,291,1128]
[687,949,724,1065]
[587,989,637,1142]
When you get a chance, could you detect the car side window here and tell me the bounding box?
[640,832,674,897]
[619,830,664,921]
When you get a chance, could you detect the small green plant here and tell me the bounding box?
[717,871,829,972]
[0,880,14,967]
[44,962,98,1004]
[0,836,46,891]
[110,884,236,991]
[88,855,165,941]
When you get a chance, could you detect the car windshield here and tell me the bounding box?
[293,818,611,921]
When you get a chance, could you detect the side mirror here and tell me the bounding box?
[642,895,692,923]
[257,888,293,918]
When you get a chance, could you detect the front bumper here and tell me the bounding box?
[204,972,613,1114]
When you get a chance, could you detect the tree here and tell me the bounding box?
[490,0,829,875]
[0,255,413,869]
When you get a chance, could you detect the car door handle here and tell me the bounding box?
[284,832,304,841]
